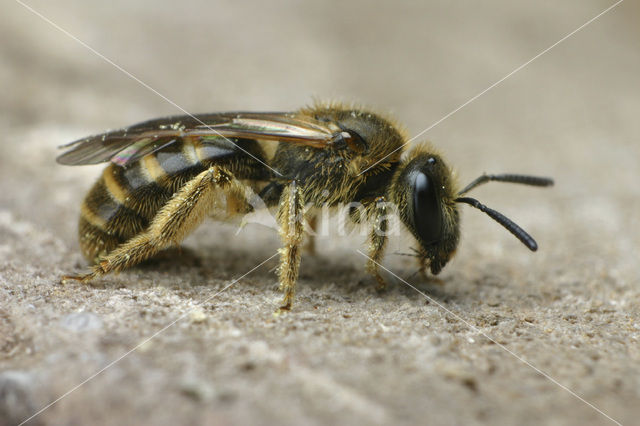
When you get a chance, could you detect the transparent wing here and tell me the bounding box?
[57,112,347,166]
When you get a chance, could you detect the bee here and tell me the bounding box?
[58,103,553,310]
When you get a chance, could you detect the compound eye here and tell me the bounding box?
[413,172,443,245]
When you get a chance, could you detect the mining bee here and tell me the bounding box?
[58,103,553,309]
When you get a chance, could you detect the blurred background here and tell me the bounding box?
[1,1,639,425]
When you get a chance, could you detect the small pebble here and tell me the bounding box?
[189,308,207,324]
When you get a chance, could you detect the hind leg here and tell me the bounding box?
[64,166,248,283]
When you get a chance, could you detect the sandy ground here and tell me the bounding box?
[1,1,639,425]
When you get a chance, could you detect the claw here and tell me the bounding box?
[60,267,100,285]
[61,275,79,285]
[277,294,293,313]
[373,273,388,292]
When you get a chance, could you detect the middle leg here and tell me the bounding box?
[276,181,305,310]
[365,196,390,290]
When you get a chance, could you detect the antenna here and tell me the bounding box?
[458,174,554,196]
[455,196,538,251]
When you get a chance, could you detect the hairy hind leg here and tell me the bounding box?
[64,166,248,283]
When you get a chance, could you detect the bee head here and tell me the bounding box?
[391,149,460,274]
[392,146,554,275]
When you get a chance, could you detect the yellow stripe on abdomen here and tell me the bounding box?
[102,165,130,204]
[80,198,108,230]
[142,154,167,183]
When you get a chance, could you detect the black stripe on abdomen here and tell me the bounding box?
[105,162,172,222]
[82,176,149,237]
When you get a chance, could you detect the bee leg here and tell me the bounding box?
[416,247,429,279]
[304,214,317,255]
[276,181,305,311]
[365,197,389,291]
[64,166,242,283]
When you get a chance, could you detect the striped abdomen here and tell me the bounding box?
[78,137,268,263]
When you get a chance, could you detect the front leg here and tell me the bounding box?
[415,246,429,279]
[365,196,389,290]
[304,214,318,255]
[276,181,305,310]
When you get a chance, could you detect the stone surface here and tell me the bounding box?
[1,1,639,425]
